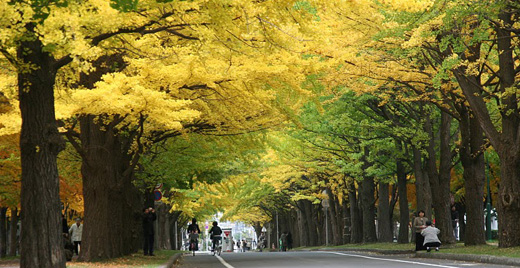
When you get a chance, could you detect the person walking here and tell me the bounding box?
[279,231,288,252]
[142,207,157,256]
[421,220,441,252]
[451,206,459,240]
[68,218,83,256]
[413,210,428,251]
[286,232,293,250]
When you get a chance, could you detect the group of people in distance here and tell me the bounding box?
[186,218,223,252]
[414,210,442,252]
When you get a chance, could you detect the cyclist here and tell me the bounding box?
[209,221,223,252]
[187,218,201,252]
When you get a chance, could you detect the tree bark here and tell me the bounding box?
[17,25,66,268]
[396,148,410,243]
[156,203,171,250]
[413,146,432,218]
[348,180,363,243]
[0,207,7,258]
[78,116,142,261]
[9,209,18,256]
[425,111,455,244]
[458,106,486,245]
[378,182,393,242]
[360,176,377,243]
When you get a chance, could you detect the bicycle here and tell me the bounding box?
[212,235,222,256]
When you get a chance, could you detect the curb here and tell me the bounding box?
[415,252,520,267]
[160,252,183,268]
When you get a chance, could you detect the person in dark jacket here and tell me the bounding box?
[143,207,157,256]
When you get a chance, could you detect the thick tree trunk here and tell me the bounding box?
[342,199,351,244]
[304,201,318,246]
[378,182,393,242]
[413,146,432,218]
[17,25,65,268]
[426,111,455,244]
[459,107,486,245]
[156,203,171,250]
[9,209,18,256]
[327,191,342,245]
[396,153,410,243]
[168,211,182,250]
[360,177,377,243]
[0,207,6,258]
[296,201,308,246]
[348,180,362,243]
[494,11,520,248]
[78,116,142,261]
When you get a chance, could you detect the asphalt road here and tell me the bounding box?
[177,251,518,268]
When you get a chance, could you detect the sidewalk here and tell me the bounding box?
[0,252,183,268]
[310,246,520,267]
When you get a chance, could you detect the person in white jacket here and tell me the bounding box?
[421,220,441,252]
[69,218,83,255]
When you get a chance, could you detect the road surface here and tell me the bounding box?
[177,251,517,268]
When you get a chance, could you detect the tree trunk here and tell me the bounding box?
[168,211,182,250]
[0,207,7,258]
[9,209,18,256]
[360,177,377,243]
[348,180,362,243]
[426,111,455,244]
[296,201,308,247]
[413,146,432,218]
[156,203,171,250]
[459,106,486,245]
[378,182,393,242]
[17,25,66,268]
[342,199,351,244]
[78,116,142,261]
[304,201,318,246]
[327,191,342,245]
[396,150,410,243]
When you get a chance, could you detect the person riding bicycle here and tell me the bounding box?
[187,218,201,251]
[209,221,223,252]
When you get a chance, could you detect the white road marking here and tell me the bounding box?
[216,255,235,268]
[323,251,460,268]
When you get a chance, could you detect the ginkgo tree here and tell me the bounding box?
[0,0,323,264]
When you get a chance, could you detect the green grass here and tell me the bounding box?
[300,242,520,259]
[67,250,180,268]
[441,243,520,258]
[330,243,414,251]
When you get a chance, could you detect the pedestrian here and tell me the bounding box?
[142,207,157,256]
[451,206,459,240]
[68,218,83,256]
[280,231,288,251]
[421,220,441,252]
[242,239,247,252]
[286,232,293,250]
[236,240,241,252]
[413,210,428,251]
[258,233,266,252]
